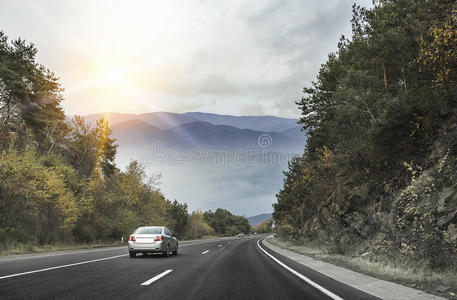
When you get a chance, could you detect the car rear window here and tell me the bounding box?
[134,227,162,234]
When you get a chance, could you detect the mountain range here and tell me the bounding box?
[79,112,307,216]
[83,111,300,132]
[82,112,197,130]
[81,112,306,152]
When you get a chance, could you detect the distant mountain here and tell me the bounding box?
[184,112,298,132]
[248,213,272,227]
[111,119,305,152]
[78,111,299,132]
[105,113,306,218]
[82,112,199,129]
[111,119,159,146]
[138,112,198,129]
[78,112,138,126]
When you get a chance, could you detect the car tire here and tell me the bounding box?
[163,244,170,257]
[172,244,178,256]
[129,250,136,258]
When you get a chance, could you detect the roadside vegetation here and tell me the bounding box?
[251,220,273,234]
[0,31,250,255]
[0,241,123,256]
[273,0,457,296]
[268,237,457,298]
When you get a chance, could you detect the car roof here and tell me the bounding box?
[138,226,164,229]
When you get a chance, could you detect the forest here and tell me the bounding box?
[274,0,457,269]
[0,31,250,251]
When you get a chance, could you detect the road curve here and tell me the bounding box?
[0,236,377,299]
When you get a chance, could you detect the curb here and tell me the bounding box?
[262,238,445,300]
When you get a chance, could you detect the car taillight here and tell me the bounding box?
[154,236,163,241]
[128,235,135,242]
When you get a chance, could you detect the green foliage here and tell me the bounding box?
[0,30,259,248]
[65,116,118,179]
[203,208,250,236]
[252,220,272,234]
[185,210,215,240]
[420,7,457,87]
[0,32,173,246]
[167,200,189,238]
[65,116,97,178]
[94,117,117,177]
[274,0,457,267]
[0,150,78,246]
[0,31,67,154]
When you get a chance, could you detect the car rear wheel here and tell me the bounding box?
[172,244,178,255]
[163,244,170,257]
[129,250,136,258]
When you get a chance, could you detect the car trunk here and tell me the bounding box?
[134,234,160,243]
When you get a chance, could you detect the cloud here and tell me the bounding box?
[239,104,268,116]
[0,0,372,118]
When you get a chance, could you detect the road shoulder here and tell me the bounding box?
[262,238,445,300]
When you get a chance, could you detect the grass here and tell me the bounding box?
[267,237,457,299]
[192,235,219,241]
[0,241,123,257]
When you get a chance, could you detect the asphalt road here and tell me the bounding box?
[0,236,378,299]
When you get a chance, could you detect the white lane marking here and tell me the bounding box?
[218,244,222,248]
[257,239,343,300]
[201,250,210,255]
[141,269,173,286]
[0,254,127,281]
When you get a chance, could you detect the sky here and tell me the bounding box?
[0,0,372,118]
[2,0,374,216]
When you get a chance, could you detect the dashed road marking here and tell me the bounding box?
[201,250,210,255]
[141,270,173,286]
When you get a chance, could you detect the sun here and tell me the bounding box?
[97,66,128,86]
[67,54,156,113]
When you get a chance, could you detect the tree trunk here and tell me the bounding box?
[381,55,387,88]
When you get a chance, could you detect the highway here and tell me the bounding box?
[0,236,377,299]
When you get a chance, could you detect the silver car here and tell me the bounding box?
[128,226,178,258]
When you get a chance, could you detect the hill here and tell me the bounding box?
[111,119,306,152]
[248,213,272,227]
[80,111,299,132]
[183,112,298,132]
[82,112,199,129]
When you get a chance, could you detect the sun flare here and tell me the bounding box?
[98,67,128,86]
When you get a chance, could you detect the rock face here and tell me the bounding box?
[387,123,457,267]
[278,121,457,265]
